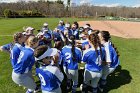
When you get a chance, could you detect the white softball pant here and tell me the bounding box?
[84,69,102,88]
[63,66,78,86]
[12,70,36,91]
[101,65,115,80]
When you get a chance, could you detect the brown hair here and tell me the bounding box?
[65,35,76,61]
[89,32,103,59]
[70,35,76,62]
[81,31,88,36]
[34,45,48,58]
[13,32,23,43]
[100,31,119,57]
[73,21,79,29]
[26,36,38,47]
[100,31,111,42]
[54,41,62,50]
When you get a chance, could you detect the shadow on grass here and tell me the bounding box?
[102,65,132,93]
[61,65,132,93]
[35,65,131,93]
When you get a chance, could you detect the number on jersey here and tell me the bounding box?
[65,52,71,64]
[38,73,46,86]
[95,55,102,66]
[17,51,24,63]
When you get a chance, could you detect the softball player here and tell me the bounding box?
[57,20,65,32]
[10,32,26,68]
[83,24,93,35]
[0,31,30,54]
[36,31,46,46]
[43,29,53,47]
[71,22,79,40]
[53,28,63,43]
[41,23,53,47]
[23,26,35,36]
[98,31,120,92]
[80,32,90,50]
[11,36,39,93]
[82,32,105,93]
[41,23,52,35]
[76,32,91,51]
[64,22,73,37]
[34,45,64,93]
[61,35,82,93]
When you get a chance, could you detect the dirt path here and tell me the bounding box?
[78,21,140,38]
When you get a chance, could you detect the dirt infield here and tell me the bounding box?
[78,21,140,38]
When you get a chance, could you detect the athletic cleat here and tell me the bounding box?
[67,79,72,90]
[34,87,41,93]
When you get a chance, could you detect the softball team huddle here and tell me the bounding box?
[0,20,120,93]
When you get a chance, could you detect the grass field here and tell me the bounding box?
[0,18,140,93]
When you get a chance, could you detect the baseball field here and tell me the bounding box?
[0,18,140,93]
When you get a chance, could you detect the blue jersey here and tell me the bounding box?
[64,29,73,37]
[36,65,64,91]
[53,32,62,42]
[72,29,79,40]
[81,40,91,50]
[42,28,52,34]
[10,43,23,68]
[2,43,14,53]
[103,42,120,68]
[13,46,35,74]
[44,33,52,40]
[38,40,46,46]
[82,47,105,72]
[57,25,65,32]
[61,45,82,70]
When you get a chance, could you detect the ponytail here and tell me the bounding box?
[68,35,76,62]
[89,32,103,59]
[64,36,69,45]
[89,33,98,57]
[71,37,76,61]
[110,41,120,57]
[97,36,103,60]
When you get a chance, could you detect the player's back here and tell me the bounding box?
[106,42,120,68]
[13,46,35,74]
[82,47,105,72]
[61,45,82,70]
[11,43,23,68]
[36,65,64,92]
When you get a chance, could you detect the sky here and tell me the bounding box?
[76,0,140,7]
[0,0,140,7]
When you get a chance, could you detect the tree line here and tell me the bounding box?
[0,0,140,18]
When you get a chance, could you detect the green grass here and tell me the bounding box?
[0,18,140,93]
[0,18,88,35]
[104,37,140,93]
